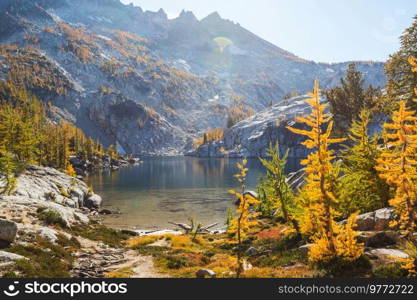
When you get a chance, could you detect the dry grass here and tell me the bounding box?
[104,267,134,278]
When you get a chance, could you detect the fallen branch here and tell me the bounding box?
[169,221,219,233]
[168,222,192,232]
[200,222,219,232]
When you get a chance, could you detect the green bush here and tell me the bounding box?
[59,188,70,198]
[37,210,66,227]
[5,235,78,278]
[314,255,372,277]
[44,192,56,201]
[372,263,408,278]
[252,249,301,268]
[67,224,129,247]
[165,256,195,269]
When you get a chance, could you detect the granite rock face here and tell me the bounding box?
[189,95,316,164]
[0,165,99,236]
[14,165,101,210]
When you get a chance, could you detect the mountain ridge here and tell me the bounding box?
[0,0,386,155]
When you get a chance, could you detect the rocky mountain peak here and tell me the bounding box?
[201,11,224,24]
[176,9,198,23]
[156,8,168,18]
[202,11,222,22]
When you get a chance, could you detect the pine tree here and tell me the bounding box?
[338,110,391,217]
[258,143,299,233]
[385,16,417,109]
[325,63,380,133]
[0,103,37,169]
[0,148,16,195]
[376,101,417,236]
[107,144,118,160]
[86,138,95,159]
[228,159,259,277]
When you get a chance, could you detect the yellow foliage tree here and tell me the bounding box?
[228,159,259,277]
[375,101,417,236]
[287,80,363,264]
[309,212,363,264]
[66,163,76,178]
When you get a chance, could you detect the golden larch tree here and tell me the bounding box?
[376,102,417,236]
[228,159,259,277]
[287,80,344,252]
[287,80,363,264]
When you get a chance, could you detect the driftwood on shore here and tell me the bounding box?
[168,222,219,233]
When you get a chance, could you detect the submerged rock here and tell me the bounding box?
[196,268,216,278]
[99,209,112,215]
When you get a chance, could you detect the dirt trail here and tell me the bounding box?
[72,237,168,278]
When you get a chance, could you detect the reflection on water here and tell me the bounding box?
[87,157,298,229]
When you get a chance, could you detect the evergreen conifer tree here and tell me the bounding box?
[338,110,391,216]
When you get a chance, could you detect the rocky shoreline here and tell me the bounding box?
[0,164,166,278]
[69,155,141,177]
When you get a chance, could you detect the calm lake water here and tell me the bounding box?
[86,157,299,230]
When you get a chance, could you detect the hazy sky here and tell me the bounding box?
[120,0,416,63]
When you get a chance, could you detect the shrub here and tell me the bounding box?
[251,249,301,268]
[5,235,77,278]
[258,143,298,233]
[43,26,56,34]
[59,188,70,198]
[66,42,92,63]
[37,210,66,227]
[68,224,129,247]
[314,255,372,278]
[372,263,408,278]
[105,267,134,278]
[398,239,417,277]
[44,192,56,201]
[165,255,195,269]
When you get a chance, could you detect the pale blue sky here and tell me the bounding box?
[120,0,416,63]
